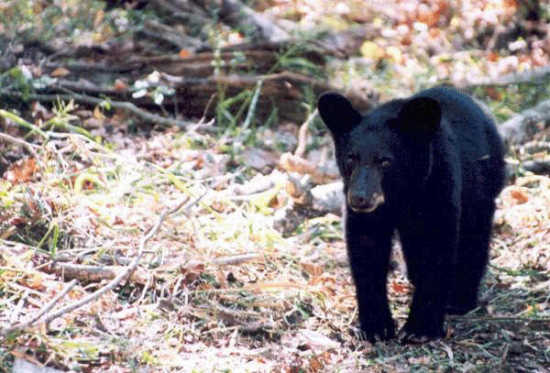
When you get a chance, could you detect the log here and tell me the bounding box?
[172,71,374,122]
[458,66,550,88]
[499,99,550,144]
[192,0,289,43]
[522,159,550,175]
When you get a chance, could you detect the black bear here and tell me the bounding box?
[318,86,505,343]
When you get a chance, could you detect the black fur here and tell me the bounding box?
[318,86,505,343]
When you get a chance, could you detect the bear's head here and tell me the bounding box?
[318,92,441,213]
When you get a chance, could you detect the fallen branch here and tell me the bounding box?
[193,0,289,43]
[1,280,77,337]
[4,91,195,130]
[0,132,40,159]
[523,141,550,154]
[449,315,550,323]
[273,177,343,235]
[142,19,204,50]
[285,176,343,215]
[294,109,318,158]
[150,0,210,25]
[45,60,140,73]
[212,253,262,266]
[499,99,550,144]
[310,181,344,214]
[279,152,339,185]
[521,159,550,175]
[285,173,313,206]
[40,198,189,326]
[45,263,150,285]
[5,69,373,125]
[171,71,374,122]
[457,65,550,88]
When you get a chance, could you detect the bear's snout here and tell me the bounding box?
[348,191,385,213]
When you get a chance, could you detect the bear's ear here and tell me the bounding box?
[318,92,362,136]
[396,97,441,139]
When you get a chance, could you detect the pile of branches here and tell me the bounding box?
[1,0,549,174]
[0,0,377,127]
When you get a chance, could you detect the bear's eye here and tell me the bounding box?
[379,157,392,168]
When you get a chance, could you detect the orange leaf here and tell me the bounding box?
[51,67,70,77]
[22,273,45,290]
[179,49,192,58]
[113,79,128,92]
[302,262,323,277]
[309,356,323,372]
[487,52,499,62]
[4,158,38,184]
[510,189,529,204]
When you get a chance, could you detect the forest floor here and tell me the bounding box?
[1,0,549,372]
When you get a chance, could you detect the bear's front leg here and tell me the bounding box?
[398,211,459,343]
[346,211,395,343]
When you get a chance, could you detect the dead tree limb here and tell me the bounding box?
[172,71,374,122]
[522,159,550,175]
[39,71,373,124]
[0,132,40,159]
[279,152,340,185]
[45,263,150,285]
[457,66,550,88]
[499,99,550,144]
[39,199,189,326]
[212,253,261,266]
[4,91,195,129]
[294,109,318,158]
[1,280,78,337]
[142,19,205,50]
[193,0,290,42]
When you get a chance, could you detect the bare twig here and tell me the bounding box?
[212,253,261,266]
[294,109,318,158]
[279,152,339,184]
[0,132,40,159]
[11,290,29,324]
[449,315,550,323]
[45,262,150,285]
[41,199,189,325]
[1,280,78,336]
[4,91,196,130]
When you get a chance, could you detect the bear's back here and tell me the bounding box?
[416,86,506,198]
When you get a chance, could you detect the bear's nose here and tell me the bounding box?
[348,192,384,213]
[348,192,373,210]
[350,194,369,209]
